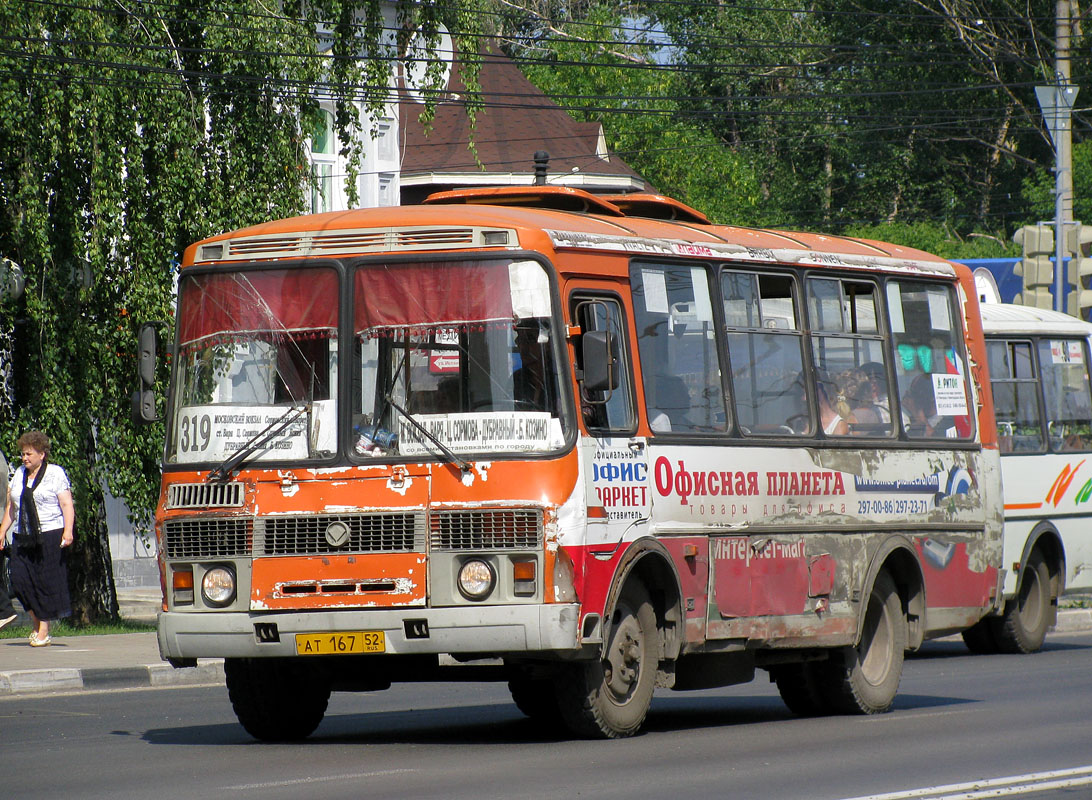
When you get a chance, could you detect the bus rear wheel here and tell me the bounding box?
[993,550,1052,654]
[771,662,830,716]
[815,571,906,714]
[960,618,1001,654]
[555,582,658,739]
[225,658,331,742]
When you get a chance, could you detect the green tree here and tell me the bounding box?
[0,0,482,623]
[495,0,1085,248]
[498,4,762,224]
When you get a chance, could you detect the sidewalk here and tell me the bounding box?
[0,588,223,696]
[1,598,1090,697]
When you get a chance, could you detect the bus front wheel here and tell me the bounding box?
[225,658,331,742]
[555,582,658,738]
[816,571,906,714]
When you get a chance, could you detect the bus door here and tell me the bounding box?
[569,290,649,550]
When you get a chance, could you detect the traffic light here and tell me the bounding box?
[1014,224,1079,314]
[1078,226,1092,322]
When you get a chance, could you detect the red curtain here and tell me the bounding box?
[179,269,338,345]
[354,261,513,333]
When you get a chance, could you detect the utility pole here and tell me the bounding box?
[1036,1,1080,312]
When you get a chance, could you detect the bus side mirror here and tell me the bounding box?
[132,322,161,424]
[582,330,619,393]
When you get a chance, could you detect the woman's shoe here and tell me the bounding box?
[29,634,51,647]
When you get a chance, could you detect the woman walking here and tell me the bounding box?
[0,431,74,646]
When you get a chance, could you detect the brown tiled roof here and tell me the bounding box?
[399,42,647,201]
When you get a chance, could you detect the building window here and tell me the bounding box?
[309,108,336,214]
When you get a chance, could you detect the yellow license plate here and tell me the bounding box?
[295,631,385,655]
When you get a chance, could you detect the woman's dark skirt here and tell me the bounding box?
[10,528,71,620]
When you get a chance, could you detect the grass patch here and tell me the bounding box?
[0,617,155,639]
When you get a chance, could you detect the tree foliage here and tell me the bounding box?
[0,0,482,622]
[492,0,1087,249]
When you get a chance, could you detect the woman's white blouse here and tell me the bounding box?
[8,463,70,533]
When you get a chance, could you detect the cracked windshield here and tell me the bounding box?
[169,266,338,464]
[352,259,567,458]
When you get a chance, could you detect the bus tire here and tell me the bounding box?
[817,571,905,714]
[508,677,563,727]
[960,619,1000,654]
[771,662,830,716]
[225,658,331,742]
[555,582,658,738]
[993,550,1052,654]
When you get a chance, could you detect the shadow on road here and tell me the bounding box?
[141,685,980,747]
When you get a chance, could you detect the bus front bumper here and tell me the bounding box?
[157,603,582,661]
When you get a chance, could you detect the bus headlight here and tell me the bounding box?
[202,566,237,607]
[457,559,495,600]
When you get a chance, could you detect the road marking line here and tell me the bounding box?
[227,769,416,790]
[838,765,1092,800]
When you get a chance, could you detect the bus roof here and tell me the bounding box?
[184,186,956,279]
[979,303,1092,336]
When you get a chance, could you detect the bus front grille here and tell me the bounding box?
[254,512,426,556]
[166,482,244,509]
[163,517,251,558]
[429,509,542,550]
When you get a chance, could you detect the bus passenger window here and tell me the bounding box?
[887,281,973,440]
[1037,338,1092,452]
[806,278,892,437]
[631,263,726,433]
[986,340,1043,453]
[722,270,807,435]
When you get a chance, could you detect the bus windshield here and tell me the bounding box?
[351,258,567,458]
[169,266,339,465]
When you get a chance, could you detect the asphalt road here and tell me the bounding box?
[2,632,1091,800]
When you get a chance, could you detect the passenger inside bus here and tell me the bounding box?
[843,363,893,435]
[816,373,851,436]
[649,375,691,432]
[902,373,955,438]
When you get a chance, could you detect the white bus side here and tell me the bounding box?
[967,302,1092,653]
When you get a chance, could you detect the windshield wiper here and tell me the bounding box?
[383,394,472,475]
[207,403,309,483]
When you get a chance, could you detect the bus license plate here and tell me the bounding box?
[295,631,385,655]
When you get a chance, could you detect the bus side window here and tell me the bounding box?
[572,295,635,433]
[1037,338,1092,452]
[987,339,1043,453]
[806,277,892,437]
[722,270,807,435]
[631,263,727,434]
[886,281,974,440]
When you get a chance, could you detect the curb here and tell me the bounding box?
[0,660,224,696]
[1054,607,1092,633]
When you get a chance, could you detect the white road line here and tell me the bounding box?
[838,765,1092,800]
[228,768,416,790]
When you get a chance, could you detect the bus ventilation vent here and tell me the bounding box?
[194,227,511,262]
[253,512,427,556]
[394,228,476,248]
[162,517,251,558]
[166,482,244,509]
[429,509,542,550]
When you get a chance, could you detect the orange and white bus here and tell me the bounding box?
[962,294,1092,653]
[140,187,1003,740]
